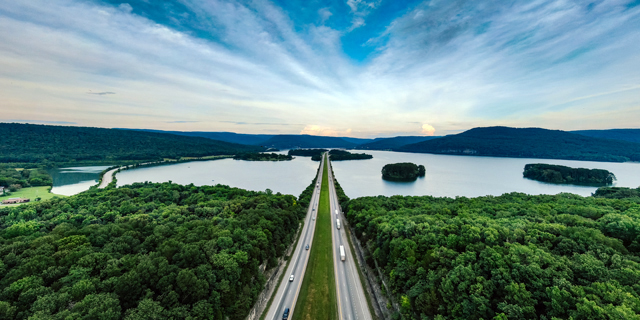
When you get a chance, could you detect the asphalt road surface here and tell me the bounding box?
[327,160,372,320]
[264,157,325,320]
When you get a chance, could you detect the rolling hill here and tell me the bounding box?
[572,129,640,144]
[258,135,358,149]
[399,126,640,162]
[0,123,262,164]
[357,136,441,150]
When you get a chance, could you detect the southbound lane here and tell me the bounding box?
[327,160,372,320]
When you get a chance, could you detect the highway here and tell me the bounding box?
[327,160,372,320]
[264,157,325,320]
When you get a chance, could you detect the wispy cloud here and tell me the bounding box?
[0,0,638,137]
[87,91,116,95]
[4,119,77,125]
[166,120,200,123]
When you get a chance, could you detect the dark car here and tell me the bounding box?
[305,244,309,250]
[283,308,290,320]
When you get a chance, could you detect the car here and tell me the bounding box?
[305,244,309,250]
[289,275,294,282]
[283,308,290,320]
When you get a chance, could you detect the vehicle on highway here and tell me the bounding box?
[305,244,309,250]
[283,308,290,320]
[289,275,294,282]
[336,218,341,229]
[312,215,315,220]
[340,245,346,261]
[335,209,338,215]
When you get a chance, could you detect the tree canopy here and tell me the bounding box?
[0,182,306,319]
[233,153,292,161]
[344,191,640,319]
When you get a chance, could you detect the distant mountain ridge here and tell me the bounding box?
[357,136,441,150]
[128,129,374,148]
[399,126,640,162]
[572,129,640,144]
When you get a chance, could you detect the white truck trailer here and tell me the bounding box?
[336,219,340,229]
[340,245,346,261]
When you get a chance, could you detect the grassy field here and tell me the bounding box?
[293,156,338,320]
[0,186,65,205]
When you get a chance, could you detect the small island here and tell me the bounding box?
[381,162,426,181]
[523,163,616,186]
[233,153,292,161]
[309,149,373,161]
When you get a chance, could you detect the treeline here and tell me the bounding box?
[0,123,261,165]
[381,163,426,181]
[523,163,616,186]
[311,150,373,161]
[344,191,640,319]
[594,186,640,199]
[288,149,327,157]
[0,168,52,189]
[233,153,292,161]
[0,182,305,319]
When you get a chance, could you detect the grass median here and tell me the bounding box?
[293,156,338,320]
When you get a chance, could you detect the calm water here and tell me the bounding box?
[331,151,640,198]
[49,166,110,196]
[116,157,320,196]
[113,150,640,199]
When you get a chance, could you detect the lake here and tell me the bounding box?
[48,166,111,196]
[111,151,640,199]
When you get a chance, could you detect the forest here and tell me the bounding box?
[523,164,616,186]
[0,123,261,165]
[0,168,53,190]
[287,149,328,157]
[343,189,640,319]
[381,163,426,181]
[311,150,373,161]
[0,182,307,319]
[232,153,292,161]
[400,126,640,162]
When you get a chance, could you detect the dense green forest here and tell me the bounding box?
[344,191,640,319]
[523,164,616,186]
[232,153,292,161]
[594,187,640,199]
[381,163,426,181]
[0,182,306,319]
[311,150,373,161]
[288,149,328,157]
[0,168,52,190]
[400,126,640,162]
[0,123,261,165]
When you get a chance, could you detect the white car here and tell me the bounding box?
[289,275,295,282]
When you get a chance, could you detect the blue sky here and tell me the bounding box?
[1,0,639,137]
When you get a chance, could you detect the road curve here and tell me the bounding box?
[264,157,325,320]
[98,166,125,189]
[328,159,372,320]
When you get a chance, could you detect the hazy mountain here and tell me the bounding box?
[399,126,640,162]
[572,129,640,144]
[357,136,441,150]
[258,135,358,149]
[127,129,275,145]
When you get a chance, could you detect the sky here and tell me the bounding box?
[1,0,639,138]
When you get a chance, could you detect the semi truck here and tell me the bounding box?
[336,219,340,229]
[340,245,345,261]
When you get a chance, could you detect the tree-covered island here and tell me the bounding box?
[309,149,373,161]
[233,153,292,161]
[523,163,616,186]
[381,162,426,181]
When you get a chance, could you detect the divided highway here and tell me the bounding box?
[327,160,372,320]
[264,157,325,320]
